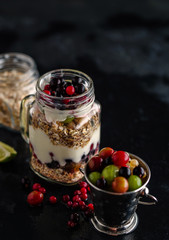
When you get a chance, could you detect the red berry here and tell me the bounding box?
[112,151,129,167]
[99,147,114,159]
[88,203,94,211]
[32,183,41,190]
[44,84,50,90]
[62,194,70,203]
[81,193,88,201]
[49,196,57,204]
[67,201,73,208]
[72,202,79,210]
[80,205,88,211]
[38,187,46,194]
[68,220,76,228]
[79,181,88,188]
[72,195,81,202]
[87,186,91,192]
[27,190,44,206]
[66,86,75,95]
[79,201,85,207]
[74,190,81,195]
[88,156,103,172]
[43,90,51,95]
[80,187,87,194]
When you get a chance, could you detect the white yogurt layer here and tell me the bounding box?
[29,125,100,166]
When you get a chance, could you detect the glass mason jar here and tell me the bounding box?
[20,69,101,185]
[0,52,39,130]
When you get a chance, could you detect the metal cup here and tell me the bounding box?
[84,153,157,236]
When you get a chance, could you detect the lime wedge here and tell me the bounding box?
[0,145,12,163]
[0,141,17,157]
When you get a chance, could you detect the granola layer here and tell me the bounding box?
[30,156,85,183]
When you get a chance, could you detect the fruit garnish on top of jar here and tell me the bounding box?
[87,147,147,193]
[43,73,87,98]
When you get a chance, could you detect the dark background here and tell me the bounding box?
[0,1,169,240]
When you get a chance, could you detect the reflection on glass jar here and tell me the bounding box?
[0,52,39,130]
[20,69,101,185]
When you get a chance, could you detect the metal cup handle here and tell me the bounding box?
[138,187,158,205]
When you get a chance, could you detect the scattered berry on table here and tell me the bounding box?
[80,187,87,194]
[72,202,79,210]
[88,203,94,211]
[27,190,44,206]
[67,201,73,208]
[79,181,88,188]
[32,183,41,190]
[62,194,70,203]
[38,187,46,194]
[70,212,80,223]
[49,196,57,204]
[21,176,30,189]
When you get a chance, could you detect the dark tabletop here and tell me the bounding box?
[0,0,169,239]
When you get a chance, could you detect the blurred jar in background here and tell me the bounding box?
[0,52,39,130]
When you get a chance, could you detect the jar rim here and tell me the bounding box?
[36,68,94,100]
[0,52,38,82]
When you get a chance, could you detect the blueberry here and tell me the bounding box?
[73,76,83,84]
[133,166,145,178]
[47,160,60,169]
[119,167,131,179]
[76,83,86,94]
[104,156,113,166]
[96,177,107,189]
[65,159,73,163]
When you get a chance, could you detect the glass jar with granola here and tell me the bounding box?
[20,69,101,185]
[0,52,39,130]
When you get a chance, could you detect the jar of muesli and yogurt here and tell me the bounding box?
[0,52,39,130]
[20,69,101,185]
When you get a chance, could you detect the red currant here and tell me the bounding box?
[44,84,50,90]
[27,191,44,206]
[67,201,73,208]
[68,220,76,228]
[38,187,46,194]
[112,151,129,167]
[62,194,70,203]
[32,183,41,190]
[80,187,87,194]
[88,203,94,211]
[81,193,88,201]
[74,190,81,195]
[49,196,57,204]
[72,195,81,202]
[72,202,79,210]
[79,181,88,188]
[66,86,75,95]
[43,90,51,95]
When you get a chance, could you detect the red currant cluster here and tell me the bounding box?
[26,182,57,206]
[62,181,94,228]
[22,177,94,229]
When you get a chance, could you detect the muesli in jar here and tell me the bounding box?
[20,69,101,184]
[0,52,39,130]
